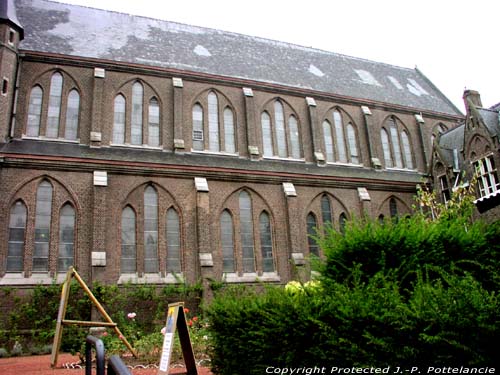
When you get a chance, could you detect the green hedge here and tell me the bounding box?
[205,215,500,373]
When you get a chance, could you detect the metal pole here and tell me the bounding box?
[108,355,132,375]
[85,335,105,375]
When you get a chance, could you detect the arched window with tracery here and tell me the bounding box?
[381,117,414,170]
[26,72,81,140]
[191,91,237,154]
[261,99,302,159]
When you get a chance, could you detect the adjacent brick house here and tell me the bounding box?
[431,90,500,220]
[0,0,465,295]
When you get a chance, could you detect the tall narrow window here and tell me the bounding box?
[208,92,219,152]
[192,104,204,151]
[306,213,319,256]
[389,198,398,218]
[113,95,126,144]
[288,115,300,159]
[347,123,359,164]
[64,90,80,140]
[259,212,274,272]
[33,181,53,272]
[389,120,403,168]
[224,107,235,153]
[26,86,43,137]
[261,112,273,157]
[144,186,158,273]
[148,98,160,147]
[239,191,255,273]
[166,208,181,274]
[58,204,75,272]
[323,121,334,162]
[439,176,451,203]
[7,201,27,272]
[339,213,347,234]
[220,210,235,273]
[274,101,287,158]
[46,73,63,138]
[401,131,413,169]
[333,111,347,163]
[131,82,143,145]
[381,128,392,168]
[121,206,136,273]
[321,195,332,226]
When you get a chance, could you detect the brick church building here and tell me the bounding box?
[0,0,466,294]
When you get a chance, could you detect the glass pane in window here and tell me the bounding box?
[27,86,43,137]
[306,213,319,257]
[321,195,332,226]
[223,108,235,153]
[389,119,403,168]
[261,112,272,157]
[113,95,126,144]
[259,212,274,272]
[208,92,219,152]
[401,131,413,169]
[121,207,136,273]
[390,198,398,218]
[192,104,204,151]
[144,187,158,272]
[339,213,347,234]
[220,210,235,273]
[288,115,300,159]
[148,98,160,147]
[65,90,80,140]
[131,82,143,145]
[166,208,181,274]
[274,101,287,158]
[239,191,255,273]
[333,111,347,162]
[7,201,26,272]
[46,73,63,138]
[33,181,52,272]
[323,121,334,162]
[347,123,359,164]
[58,204,75,272]
[381,129,392,168]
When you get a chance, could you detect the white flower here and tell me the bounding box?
[161,327,167,335]
[127,312,137,319]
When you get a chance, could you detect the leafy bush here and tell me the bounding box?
[205,186,499,373]
[206,268,498,374]
[0,281,202,359]
[318,216,500,292]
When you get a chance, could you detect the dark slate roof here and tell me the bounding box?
[15,0,461,116]
[478,108,500,137]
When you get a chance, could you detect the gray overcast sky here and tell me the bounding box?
[53,0,499,112]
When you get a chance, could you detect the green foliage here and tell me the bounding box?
[0,280,203,359]
[205,184,499,372]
